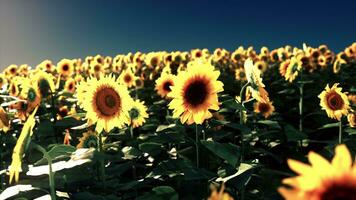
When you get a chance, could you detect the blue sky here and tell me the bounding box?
[0,0,355,69]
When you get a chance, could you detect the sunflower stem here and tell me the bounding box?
[195,124,200,168]
[298,69,304,150]
[338,120,342,144]
[130,125,134,139]
[99,132,106,188]
[239,82,249,162]
[32,143,56,200]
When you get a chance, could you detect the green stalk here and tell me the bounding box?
[298,69,304,150]
[32,143,56,200]
[338,120,342,144]
[238,82,249,200]
[48,157,56,200]
[239,82,249,163]
[298,68,304,132]
[99,132,106,188]
[195,124,199,168]
[239,82,249,125]
[130,125,134,139]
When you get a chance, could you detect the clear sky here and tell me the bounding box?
[1,0,355,69]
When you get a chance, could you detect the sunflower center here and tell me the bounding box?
[10,68,16,74]
[184,79,208,106]
[239,71,246,78]
[195,52,202,58]
[258,103,270,113]
[62,64,69,71]
[11,84,17,95]
[94,65,101,72]
[124,74,132,83]
[320,182,356,200]
[151,58,158,66]
[68,83,74,91]
[38,78,51,97]
[59,108,68,117]
[163,81,173,92]
[326,92,344,110]
[234,54,241,61]
[27,88,37,102]
[95,87,121,117]
[129,107,140,120]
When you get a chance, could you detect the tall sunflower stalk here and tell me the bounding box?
[32,143,56,200]
[167,59,224,169]
[318,83,350,144]
[98,132,106,187]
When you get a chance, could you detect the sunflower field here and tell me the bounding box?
[0,43,355,200]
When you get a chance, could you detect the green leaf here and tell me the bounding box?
[216,163,254,183]
[345,127,356,135]
[121,146,142,160]
[285,124,307,142]
[318,122,339,129]
[211,120,251,134]
[258,120,281,129]
[35,144,76,165]
[136,186,178,200]
[201,140,241,167]
[139,142,163,157]
[222,99,247,111]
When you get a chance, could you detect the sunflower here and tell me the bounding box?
[244,59,269,103]
[89,61,106,77]
[213,48,224,62]
[76,77,95,108]
[77,131,99,149]
[20,80,41,111]
[168,59,224,125]
[81,74,132,133]
[255,60,268,73]
[64,78,76,93]
[8,79,21,97]
[128,100,149,128]
[0,106,10,133]
[318,55,327,68]
[0,73,7,88]
[333,58,347,74]
[231,50,244,64]
[37,60,55,73]
[318,83,350,121]
[32,70,55,98]
[234,68,247,82]
[260,46,269,55]
[57,59,74,78]
[285,57,302,83]
[145,53,161,68]
[9,99,29,121]
[18,64,30,77]
[5,64,18,78]
[279,59,290,77]
[208,183,234,200]
[191,49,204,60]
[348,94,356,106]
[254,100,275,119]
[278,144,356,200]
[155,73,176,98]
[57,105,69,120]
[119,68,138,88]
